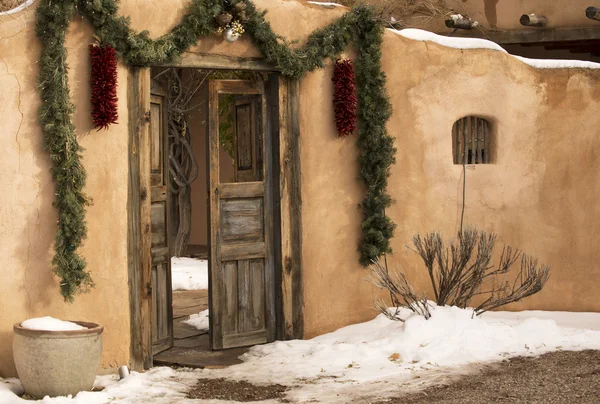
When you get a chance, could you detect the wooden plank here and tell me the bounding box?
[217,80,264,95]
[221,242,266,261]
[262,81,276,343]
[277,78,293,339]
[158,263,167,339]
[151,202,167,248]
[151,186,167,201]
[138,68,153,369]
[470,116,475,164]
[446,27,600,44]
[151,247,169,263]
[151,267,158,343]
[220,198,264,243]
[288,79,304,339]
[484,120,489,163]
[222,330,267,349]
[127,68,144,371]
[218,182,264,198]
[268,74,284,341]
[477,119,484,164]
[222,261,238,334]
[150,97,162,183]
[462,117,468,166]
[250,259,266,331]
[237,259,251,334]
[175,53,278,71]
[208,80,223,350]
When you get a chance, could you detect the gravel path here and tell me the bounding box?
[381,350,600,404]
[185,350,600,403]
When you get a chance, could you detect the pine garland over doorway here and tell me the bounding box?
[35,0,397,300]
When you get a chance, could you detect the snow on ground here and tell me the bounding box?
[171,257,208,290]
[392,28,600,70]
[3,304,600,403]
[183,309,209,331]
[20,317,86,332]
[307,1,344,7]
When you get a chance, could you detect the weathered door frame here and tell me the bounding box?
[127,55,304,370]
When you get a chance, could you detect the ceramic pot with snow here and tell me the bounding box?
[13,321,103,398]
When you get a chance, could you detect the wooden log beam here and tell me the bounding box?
[586,6,600,21]
[445,27,600,45]
[445,14,478,30]
[520,14,548,27]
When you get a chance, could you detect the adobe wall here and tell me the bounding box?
[0,0,347,376]
[2,0,599,376]
[301,27,600,337]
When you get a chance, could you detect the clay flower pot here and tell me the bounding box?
[13,321,103,398]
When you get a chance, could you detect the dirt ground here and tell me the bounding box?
[187,350,600,403]
[187,377,290,402]
[381,350,600,404]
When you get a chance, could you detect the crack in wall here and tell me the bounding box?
[0,57,24,170]
[1,54,36,315]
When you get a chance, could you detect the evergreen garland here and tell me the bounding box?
[36,0,396,300]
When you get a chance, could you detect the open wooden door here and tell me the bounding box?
[150,83,174,355]
[208,80,276,350]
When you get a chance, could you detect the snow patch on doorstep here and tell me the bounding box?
[183,309,209,331]
[0,0,36,15]
[171,257,208,291]
[20,317,86,331]
[391,28,600,70]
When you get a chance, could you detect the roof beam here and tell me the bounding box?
[444,27,600,45]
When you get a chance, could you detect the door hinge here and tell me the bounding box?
[145,282,152,297]
[144,110,151,122]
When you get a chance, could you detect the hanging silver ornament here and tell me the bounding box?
[224,28,240,42]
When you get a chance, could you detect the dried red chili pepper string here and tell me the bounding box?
[332,58,357,137]
[89,44,119,130]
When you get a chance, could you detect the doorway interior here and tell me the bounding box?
[147,67,279,368]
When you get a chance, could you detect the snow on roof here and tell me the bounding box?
[391,28,600,70]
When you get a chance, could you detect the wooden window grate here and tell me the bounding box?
[452,116,491,164]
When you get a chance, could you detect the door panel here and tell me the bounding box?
[209,80,276,350]
[150,88,174,355]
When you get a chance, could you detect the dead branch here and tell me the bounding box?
[367,258,432,321]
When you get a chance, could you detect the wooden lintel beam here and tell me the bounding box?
[520,14,548,27]
[445,27,600,44]
[586,6,600,21]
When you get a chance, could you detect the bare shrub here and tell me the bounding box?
[369,228,550,319]
[367,258,432,321]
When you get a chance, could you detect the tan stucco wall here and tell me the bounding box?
[0,0,347,376]
[2,0,599,375]
[301,29,600,338]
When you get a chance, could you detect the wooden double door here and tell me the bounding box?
[150,79,277,354]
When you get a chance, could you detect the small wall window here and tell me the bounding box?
[452,116,492,164]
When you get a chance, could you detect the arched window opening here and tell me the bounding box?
[452,116,492,164]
